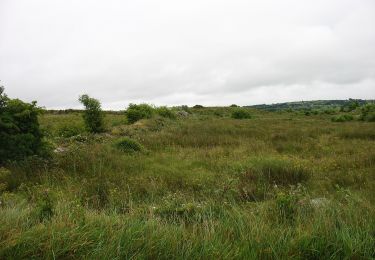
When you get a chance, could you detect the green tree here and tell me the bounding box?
[0,87,46,164]
[78,94,105,133]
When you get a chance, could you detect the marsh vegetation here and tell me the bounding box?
[0,90,374,259]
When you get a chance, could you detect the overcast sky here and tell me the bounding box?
[1,0,374,109]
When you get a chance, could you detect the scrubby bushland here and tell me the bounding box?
[78,94,105,133]
[125,103,154,124]
[231,108,252,119]
[0,87,47,164]
[359,103,375,122]
[340,99,360,112]
[331,114,354,122]
[155,106,176,119]
[1,105,375,259]
[114,137,143,153]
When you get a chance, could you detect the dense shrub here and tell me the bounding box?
[230,104,238,107]
[0,87,47,164]
[359,103,375,122]
[78,94,105,133]
[156,106,176,119]
[193,104,204,108]
[331,114,354,122]
[231,108,252,119]
[114,137,143,153]
[126,103,154,124]
[304,110,318,116]
[321,109,337,115]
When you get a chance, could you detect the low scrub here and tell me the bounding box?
[331,114,354,122]
[231,108,252,119]
[270,185,311,223]
[126,103,154,124]
[114,137,143,153]
[155,106,176,119]
[359,103,375,122]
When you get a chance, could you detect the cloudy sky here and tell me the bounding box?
[0,0,374,109]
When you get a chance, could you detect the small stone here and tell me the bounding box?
[310,197,329,208]
[54,147,68,153]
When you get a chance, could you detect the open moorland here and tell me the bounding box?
[1,104,375,259]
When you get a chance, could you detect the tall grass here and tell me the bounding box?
[1,108,374,258]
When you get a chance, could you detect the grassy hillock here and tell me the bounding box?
[0,107,374,259]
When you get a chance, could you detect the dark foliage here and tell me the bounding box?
[0,87,46,164]
[114,137,143,153]
[231,108,252,119]
[359,103,375,122]
[331,114,354,122]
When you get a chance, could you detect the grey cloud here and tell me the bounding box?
[0,0,374,109]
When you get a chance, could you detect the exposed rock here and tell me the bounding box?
[177,111,189,117]
[54,147,68,153]
[310,197,330,208]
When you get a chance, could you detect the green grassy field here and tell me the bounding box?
[1,108,375,259]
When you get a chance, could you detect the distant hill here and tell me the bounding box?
[247,99,374,111]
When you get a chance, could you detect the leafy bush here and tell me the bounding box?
[231,108,252,119]
[331,114,354,122]
[156,106,176,119]
[0,87,47,164]
[359,103,375,122]
[275,191,298,222]
[193,104,204,108]
[304,110,318,116]
[126,103,154,124]
[33,189,55,222]
[78,94,105,133]
[114,137,143,153]
[230,104,238,107]
[25,185,56,222]
[322,109,337,115]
